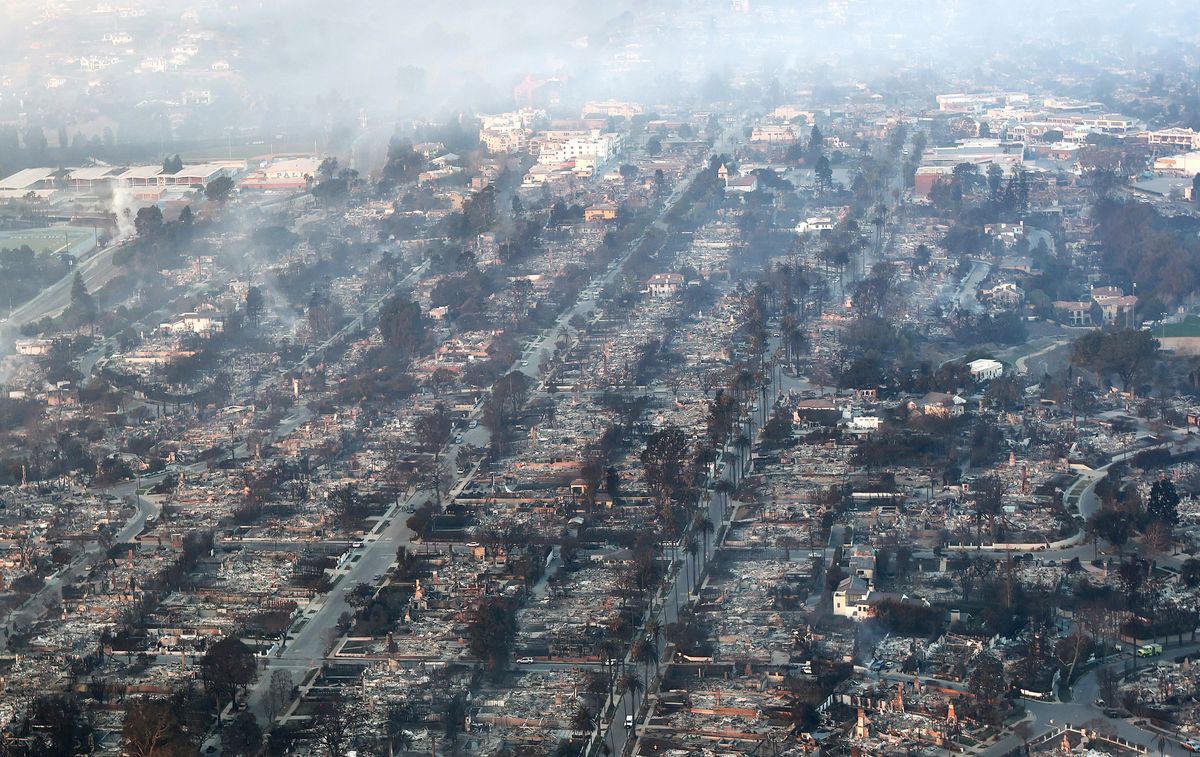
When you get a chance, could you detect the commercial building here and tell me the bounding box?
[1144,127,1200,151]
[1154,151,1200,175]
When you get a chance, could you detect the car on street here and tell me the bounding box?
[516,657,534,664]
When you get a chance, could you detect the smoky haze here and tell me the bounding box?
[0,0,1197,169]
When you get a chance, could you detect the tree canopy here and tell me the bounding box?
[1070,329,1159,392]
[199,636,257,712]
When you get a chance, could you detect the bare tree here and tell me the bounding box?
[972,474,1007,545]
[1141,520,1173,560]
[267,670,294,722]
[123,698,195,757]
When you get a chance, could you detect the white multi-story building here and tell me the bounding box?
[1145,127,1200,151]
[967,358,1004,382]
[537,131,623,167]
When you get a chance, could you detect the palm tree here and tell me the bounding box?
[645,619,663,652]
[632,639,651,683]
[600,637,622,676]
[586,670,609,717]
[714,479,735,517]
[696,515,716,563]
[622,672,644,711]
[780,314,798,365]
[734,434,751,481]
[642,637,660,681]
[686,537,701,589]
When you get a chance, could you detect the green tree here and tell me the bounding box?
[640,425,690,517]
[205,175,235,204]
[317,158,338,182]
[761,409,793,447]
[1072,329,1159,393]
[221,711,262,757]
[814,156,833,191]
[851,261,897,317]
[1099,329,1159,392]
[312,177,349,203]
[1089,506,1133,557]
[966,652,1007,722]
[199,637,257,714]
[1148,479,1180,526]
[632,638,659,682]
[570,706,595,737]
[382,139,424,183]
[378,296,425,358]
[245,286,264,326]
[467,599,519,670]
[134,205,164,238]
[66,271,97,331]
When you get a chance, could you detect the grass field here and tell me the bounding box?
[0,227,96,255]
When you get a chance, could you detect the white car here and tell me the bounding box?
[516,657,534,664]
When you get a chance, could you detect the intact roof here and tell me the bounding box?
[968,358,1002,369]
[68,166,122,181]
[0,167,56,190]
[265,157,321,173]
[165,163,229,182]
[119,165,163,180]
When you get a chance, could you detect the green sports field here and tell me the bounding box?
[0,226,97,255]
